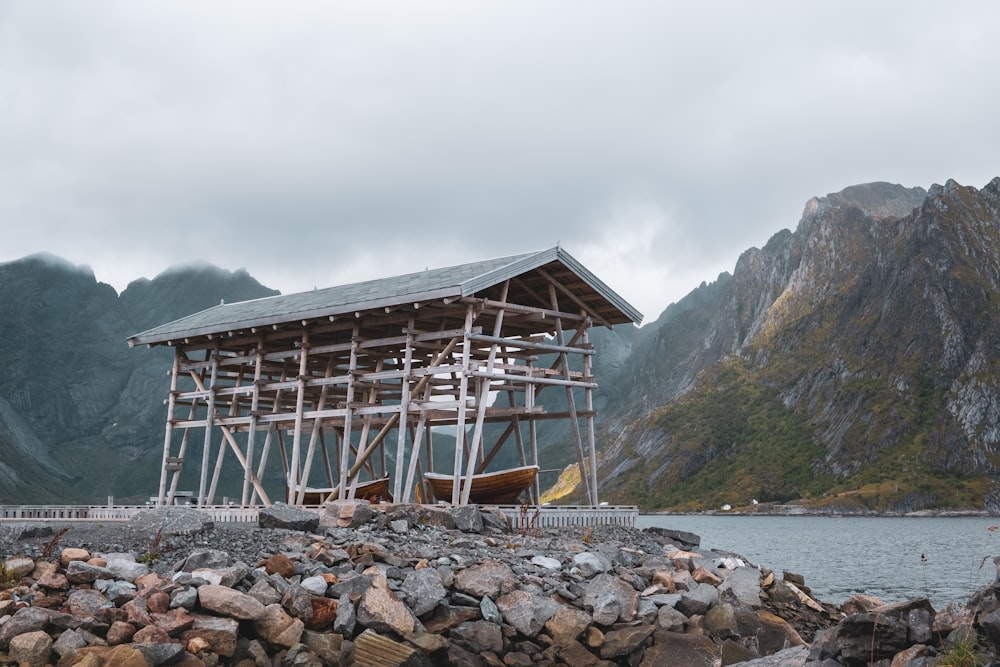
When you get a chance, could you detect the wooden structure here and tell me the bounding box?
[424,465,540,505]
[127,247,641,507]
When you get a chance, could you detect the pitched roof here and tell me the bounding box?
[127,246,642,347]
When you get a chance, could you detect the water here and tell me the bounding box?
[637,514,1000,609]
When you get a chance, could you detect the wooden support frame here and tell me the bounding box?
[152,259,631,509]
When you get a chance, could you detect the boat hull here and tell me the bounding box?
[425,466,538,505]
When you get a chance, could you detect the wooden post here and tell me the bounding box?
[393,321,415,501]
[338,324,360,499]
[452,304,475,504]
[197,347,219,507]
[242,341,263,506]
[157,352,180,506]
[583,321,599,504]
[289,328,310,503]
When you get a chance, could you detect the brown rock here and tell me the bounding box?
[179,615,240,657]
[558,639,613,667]
[641,632,717,667]
[146,589,171,614]
[840,593,884,615]
[358,569,418,635]
[66,589,112,616]
[262,554,296,578]
[600,624,655,659]
[152,608,196,636]
[308,596,339,630]
[422,605,481,633]
[495,590,559,637]
[3,556,36,580]
[197,584,267,620]
[692,566,723,586]
[652,569,676,593]
[60,548,92,568]
[891,644,933,666]
[37,570,70,590]
[186,636,212,654]
[453,560,516,599]
[544,607,592,645]
[123,598,154,627]
[103,644,152,667]
[133,624,173,644]
[135,573,169,592]
[107,621,138,645]
[9,630,53,667]
[584,626,604,649]
[253,603,305,648]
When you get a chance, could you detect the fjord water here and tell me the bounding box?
[638,514,1000,608]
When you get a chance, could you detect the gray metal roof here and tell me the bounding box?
[127,247,642,347]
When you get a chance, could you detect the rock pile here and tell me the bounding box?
[0,503,996,666]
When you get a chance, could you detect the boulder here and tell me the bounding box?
[572,552,609,578]
[401,567,448,617]
[453,560,516,599]
[600,624,655,659]
[719,565,762,608]
[173,549,231,572]
[324,499,375,528]
[451,505,484,533]
[640,632,718,667]
[127,507,214,538]
[197,584,267,620]
[258,504,320,532]
[451,620,503,653]
[8,629,53,667]
[495,590,559,637]
[582,573,638,625]
[178,615,240,657]
[0,607,52,649]
[358,569,419,635]
[545,607,592,644]
[254,603,305,648]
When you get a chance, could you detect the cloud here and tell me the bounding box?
[2,1,999,324]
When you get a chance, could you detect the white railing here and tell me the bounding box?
[2,503,636,528]
[496,504,637,530]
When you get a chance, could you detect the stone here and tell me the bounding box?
[324,499,375,528]
[353,628,426,667]
[556,639,613,667]
[640,632,718,667]
[3,555,36,579]
[600,624,655,659]
[301,629,344,665]
[452,505,484,533]
[258,504,320,532]
[254,604,305,648]
[105,556,151,583]
[358,569,419,635]
[262,553,297,578]
[174,549,232,572]
[281,585,315,622]
[452,620,503,653]
[247,579,283,606]
[151,607,196,636]
[582,573,638,625]
[572,552,609,578]
[170,586,199,610]
[480,595,501,624]
[531,555,562,570]
[53,628,88,658]
[422,605,481,634]
[453,560,516,599]
[8,629,53,667]
[300,574,329,596]
[704,601,739,640]
[127,507,214,538]
[401,567,448,617]
[146,589,171,614]
[283,643,324,667]
[390,519,410,534]
[103,644,153,667]
[66,589,113,619]
[133,624,173,644]
[308,596,339,630]
[544,606,592,644]
[38,569,70,590]
[190,561,251,587]
[107,620,138,644]
[384,503,455,530]
[675,582,719,617]
[61,547,92,567]
[691,566,723,586]
[719,565,762,608]
[179,616,240,657]
[0,606,53,649]
[197,584,267,620]
[496,590,559,637]
[66,560,113,584]
[334,596,357,636]
[133,642,186,667]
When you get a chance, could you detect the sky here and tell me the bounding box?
[2,2,999,325]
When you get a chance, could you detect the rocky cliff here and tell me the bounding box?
[589,177,1000,512]
[0,255,279,503]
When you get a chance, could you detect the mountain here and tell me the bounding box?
[0,255,279,503]
[583,177,1000,512]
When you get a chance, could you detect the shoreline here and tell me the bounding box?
[2,503,998,666]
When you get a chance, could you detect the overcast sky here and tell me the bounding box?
[2,2,999,324]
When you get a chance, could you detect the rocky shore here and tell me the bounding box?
[1,502,999,666]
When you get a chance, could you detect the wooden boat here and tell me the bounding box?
[424,465,538,505]
[296,477,392,505]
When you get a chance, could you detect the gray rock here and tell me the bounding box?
[657,605,687,631]
[496,590,559,637]
[0,607,52,649]
[190,561,252,587]
[451,620,503,653]
[8,630,52,667]
[65,560,113,584]
[134,642,186,666]
[704,601,739,640]
[582,573,638,624]
[531,555,562,571]
[127,507,214,537]
[324,499,375,528]
[401,567,448,617]
[600,624,655,659]
[719,565,762,608]
[453,560,516,599]
[198,584,268,620]
[104,556,150,583]
[281,585,315,622]
[452,505,484,533]
[300,575,329,596]
[169,586,199,610]
[725,644,809,666]
[254,603,305,648]
[52,628,87,658]
[480,595,501,624]
[174,549,232,572]
[572,552,609,578]
[259,504,320,532]
[334,596,357,636]
[675,582,719,617]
